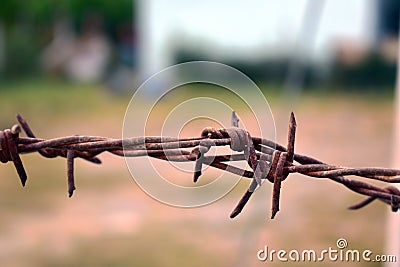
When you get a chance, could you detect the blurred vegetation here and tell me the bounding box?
[0,78,129,125]
[330,52,397,90]
[174,47,397,93]
[174,48,319,86]
[0,0,134,78]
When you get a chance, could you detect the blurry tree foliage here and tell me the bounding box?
[0,0,134,78]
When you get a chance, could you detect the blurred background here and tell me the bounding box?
[0,0,399,266]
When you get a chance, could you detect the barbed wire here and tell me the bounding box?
[1,112,400,219]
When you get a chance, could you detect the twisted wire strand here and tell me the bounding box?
[1,113,400,219]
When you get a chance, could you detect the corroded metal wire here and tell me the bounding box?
[1,113,400,219]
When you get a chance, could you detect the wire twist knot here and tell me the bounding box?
[0,125,27,186]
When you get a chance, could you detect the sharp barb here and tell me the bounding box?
[286,112,296,164]
[81,157,102,164]
[271,152,286,219]
[193,171,201,183]
[230,190,253,219]
[348,196,376,210]
[193,153,203,183]
[16,114,36,138]
[231,111,239,127]
[391,195,399,212]
[5,130,27,186]
[67,150,76,197]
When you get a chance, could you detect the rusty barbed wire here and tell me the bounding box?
[1,112,400,219]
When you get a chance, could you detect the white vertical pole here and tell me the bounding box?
[136,0,153,85]
[135,0,172,93]
[385,13,400,267]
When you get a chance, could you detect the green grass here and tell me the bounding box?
[0,78,129,127]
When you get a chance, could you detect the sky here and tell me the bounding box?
[137,0,376,76]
